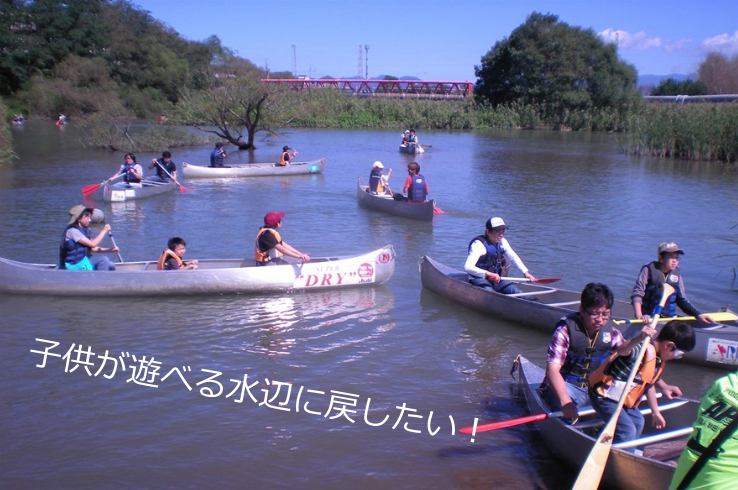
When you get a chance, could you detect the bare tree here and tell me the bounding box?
[178,57,297,149]
[698,52,738,94]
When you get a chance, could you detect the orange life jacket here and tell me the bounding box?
[157,249,183,270]
[279,151,289,166]
[587,343,662,408]
[255,227,282,263]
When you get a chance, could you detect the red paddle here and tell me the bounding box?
[82,181,104,197]
[433,206,444,214]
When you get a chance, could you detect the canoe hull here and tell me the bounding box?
[102,179,177,202]
[399,144,423,154]
[518,356,696,490]
[182,159,326,178]
[419,256,738,370]
[0,246,395,296]
[357,180,435,221]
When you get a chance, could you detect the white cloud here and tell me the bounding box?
[664,39,692,54]
[598,29,662,50]
[701,31,738,54]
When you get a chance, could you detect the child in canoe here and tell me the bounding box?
[587,320,695,446]
[157,237,199,270]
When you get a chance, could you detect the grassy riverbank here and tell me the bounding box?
[291,91,738,162]
[291,90,632,132]
[627,103,738,162]
[0,100,15,166]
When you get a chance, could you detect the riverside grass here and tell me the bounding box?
[628,103,738,162]
[290,91,738,162]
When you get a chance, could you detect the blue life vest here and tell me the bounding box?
[643,261,680,317]
[59,225,90,269]
[468,235,504,274]
[407,174,427,201]
[154,159,175,180]
[369,169,383,193]
[121,163,141,184]
[559,314,617,388]
[210,148,225,167]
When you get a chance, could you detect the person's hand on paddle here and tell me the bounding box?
[524,271,537,282]
[697,313,718,325]
[655,379,682,400]
[561,401,579,421]
[485,271,502,284]
[636,324,657,341]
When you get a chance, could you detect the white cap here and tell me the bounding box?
[487,217,508,230]
[373,161,384,168]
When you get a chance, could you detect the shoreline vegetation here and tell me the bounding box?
[3,93,738,164]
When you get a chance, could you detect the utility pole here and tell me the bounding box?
[365,45,370,79]
[292,44,297,77]
[358,44,363,79]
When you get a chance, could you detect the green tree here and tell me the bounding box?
[177,57,297,150]
[650,78,708,96]
[475,12,638,119]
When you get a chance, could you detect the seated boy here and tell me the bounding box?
[157,237,199,270]
[587,320,695,446]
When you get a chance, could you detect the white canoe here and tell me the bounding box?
[181,158,326,178]
[102,178,177,202]
[357,179,436,221]
[0,246,395,296]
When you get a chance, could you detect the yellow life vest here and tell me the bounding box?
[587,343,661,408]
[157,249,183,270]
[255,227,282,263]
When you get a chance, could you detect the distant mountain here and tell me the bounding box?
[638,73,696,87]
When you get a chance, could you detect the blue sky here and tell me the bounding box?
[132,0,738,81]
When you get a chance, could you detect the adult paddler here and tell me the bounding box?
[60,206,119,270]
[368,161,392,195]
[254,211,310,266]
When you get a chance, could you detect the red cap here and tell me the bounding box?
[264,211,285,227]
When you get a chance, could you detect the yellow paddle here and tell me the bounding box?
[571,284,674,490]
[613,311,737,325]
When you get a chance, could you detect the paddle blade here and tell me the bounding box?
[706,311,738,323]
[531,277,561,284]
[177,183,192,192]
[81,182,102,197]
[433,207,444,214]
[459,412,548,434]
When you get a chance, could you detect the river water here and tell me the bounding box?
[1,121,737,489]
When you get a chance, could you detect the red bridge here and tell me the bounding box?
[261,78,474,99]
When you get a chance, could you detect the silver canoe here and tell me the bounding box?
[181,158,326,178]
[102,178,177,202]
[419,255,738,370]
[357,179,436,221]
[399,144,424,154]
[0,245,395,296]
[517,356,697,490]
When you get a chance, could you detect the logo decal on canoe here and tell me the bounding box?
[358,263,374,278]
[377,252,391,264]
[707,338,738,365]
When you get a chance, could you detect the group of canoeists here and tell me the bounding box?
[368,160,429,203]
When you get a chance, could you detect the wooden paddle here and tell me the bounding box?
[570,284,675,490]
[613,311,737,325]
[108,231,123,263]
[154,161,191,192]
[504,276,562,284]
